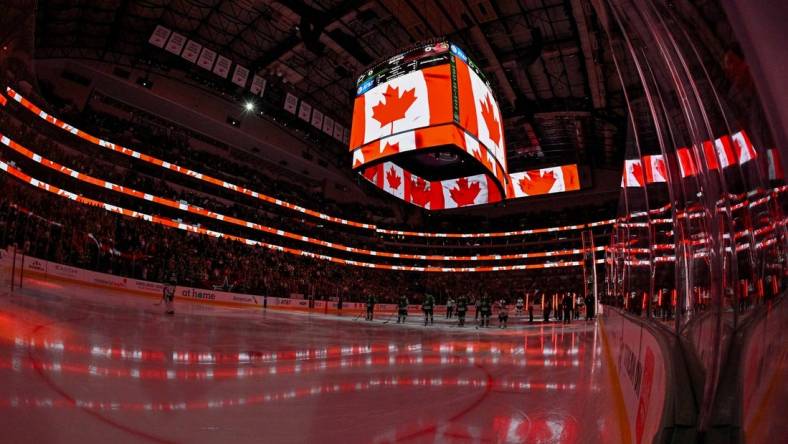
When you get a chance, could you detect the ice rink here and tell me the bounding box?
[0,277,625,443]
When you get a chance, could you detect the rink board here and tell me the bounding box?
[600,308,667,444]
[0,249,453,315]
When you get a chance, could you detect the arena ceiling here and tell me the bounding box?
[31,0,729,173]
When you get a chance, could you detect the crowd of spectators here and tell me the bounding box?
[0,177,587,302]
[0,98,612,258]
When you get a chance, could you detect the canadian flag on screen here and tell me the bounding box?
[350,67,451,149]
[352,148,365,169]
[643,154,667,183]
[352,71,429,147]
[676,147,697,178]
[464,133,496,174]
[362,164,383,187]
[382,162,405,199]
[405,175,431,209]
[621,159,645,187]
[714,135,737,168]
[700,140,719,170]
[510,165,580,197]
[767,148,784,180]
[369,130,418,162]
[456,61,506,170]
[434,174,493,209]
[731,130,757,164]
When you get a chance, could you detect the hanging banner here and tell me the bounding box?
[298,101,312,121]
[181,40,202,63]
[333,123,344,141]
[250,75,266,96]
[323,116,334,135]
[148,25,171,48]
[213,55,232,79]
[284,92,298,114]
[164,32,186,55]
[232,65,250,88]
[197,47,217,71]
[311,109,324,129]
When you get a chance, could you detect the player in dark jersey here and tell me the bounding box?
[497,299,509,328]
[479,295,492,328]
[562,293,573,324]
[456,295,468,327]
[422,293,435,326]
[397,295,409,323]
[365,294,376,321]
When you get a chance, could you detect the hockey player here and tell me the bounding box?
[515,296,524,315]
[543,299,552,323]
[422,293,435,326]
[498,299,509,328]
[365,293,376,321]
[163,275,177,315]
[528,296,534,323]
[446,297,455,319]
[479,295,492,328]
[562,293,573,324]
[456,295,468,326]
[397,295,409,324]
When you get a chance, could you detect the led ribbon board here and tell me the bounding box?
[350,42,581,209]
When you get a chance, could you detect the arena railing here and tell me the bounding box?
[0,159,597,273]
[5,86,614,239]
[0,132,606,262]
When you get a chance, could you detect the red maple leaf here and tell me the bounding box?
[362,166,378,182]
[386,167,401,190]
[518,170,556,195]
[480,95,501,146]
[449,177,481,206]
[409,177,430,207]
[381,141,400,156]
[655,158,667,181]
[630,162,645,186]
[372,85,417,127]
[360,144,378,162]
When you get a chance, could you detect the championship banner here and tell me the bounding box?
[181,40,202,63]
[284,92,298,114]
[231,65,250,88]
[164,32,187,55]
[197,47,217,71]
[213,55,232,79]
[323,116,334,135]
[311,109,324,130]
[298,101,312,121]
[148,25,171,48]
[250,75,266,96]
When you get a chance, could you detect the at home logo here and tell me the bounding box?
[181,288,216,300]
[28,260,46,272]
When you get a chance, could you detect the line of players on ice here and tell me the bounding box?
[364,292,596,328]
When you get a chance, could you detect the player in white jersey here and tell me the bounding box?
[515,297,524,315]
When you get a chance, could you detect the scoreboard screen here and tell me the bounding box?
[350,40,506,180]
[349,41,580,210]
[356,42,452,96]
